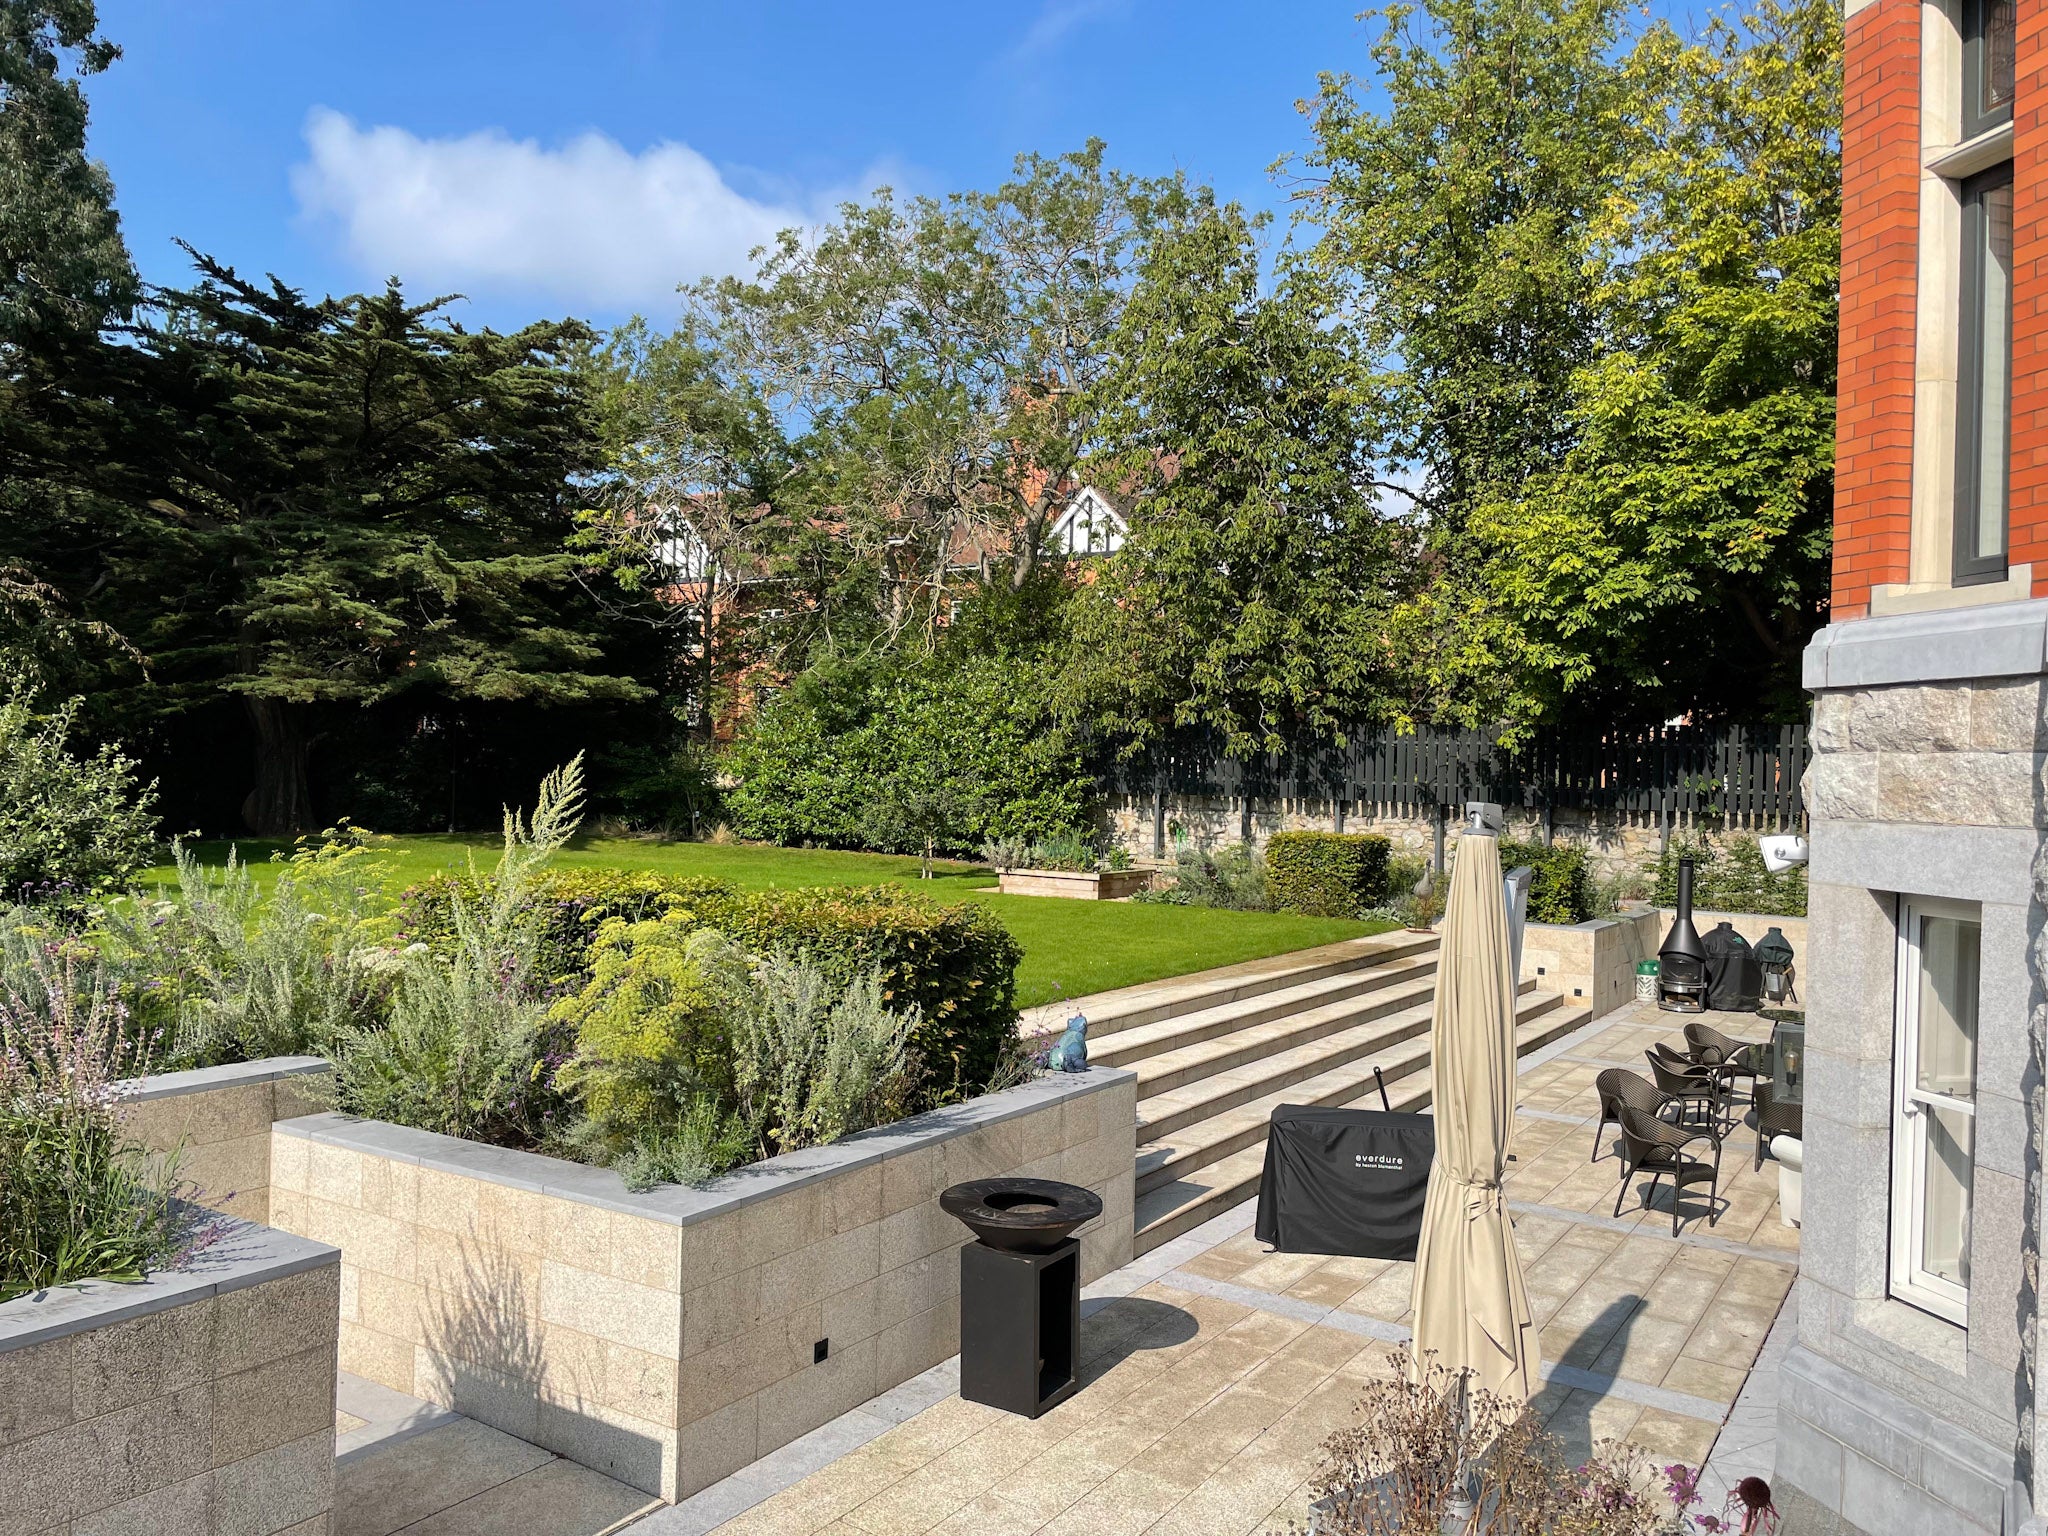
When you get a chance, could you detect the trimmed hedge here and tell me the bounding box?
[392,873,1023,1100]
[1653,835,1807,917]
[1265,831,1393,917]
[394,868,739,987]
[694,885,1022,1101]
[1499,839,1595,925]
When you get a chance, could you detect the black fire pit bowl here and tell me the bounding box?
[940,1177,1103,1254]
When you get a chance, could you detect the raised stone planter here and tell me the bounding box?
[996,867,1152,900]
[0,1217,340,1536]
[264,1065,1137,1502]
[120,1056,332,1223]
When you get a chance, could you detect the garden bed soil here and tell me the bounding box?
[997,868,1153,900]
[0,1215,340,1536]
[263,1064,1137,1503]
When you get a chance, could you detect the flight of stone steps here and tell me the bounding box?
[1044,929,1592,1255]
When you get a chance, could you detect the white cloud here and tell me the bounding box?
[1008,0,1125,64]
[290,108,811,311]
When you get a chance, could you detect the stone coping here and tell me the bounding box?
[274,1063,1136,1226]
[0,1211,338,1353]
[118,1054,332,1103]
[1802,594,2048,689]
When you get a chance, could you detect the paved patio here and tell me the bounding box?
[318,1000,1798,1536]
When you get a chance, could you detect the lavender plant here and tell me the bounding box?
[0,953,184,1300]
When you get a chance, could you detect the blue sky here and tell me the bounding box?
[86,1,1385,332]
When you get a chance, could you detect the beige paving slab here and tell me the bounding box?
[394,1457,658,1535]
[337,1418,555,1536]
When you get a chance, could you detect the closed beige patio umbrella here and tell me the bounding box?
[1409,827,1538,1404]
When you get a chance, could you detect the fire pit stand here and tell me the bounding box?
[941,1177,1102,1418]
[1658,856,1709,1013]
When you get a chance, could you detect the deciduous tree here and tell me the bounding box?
[1057,199,1403,756]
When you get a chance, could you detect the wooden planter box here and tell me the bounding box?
[263,1066,1137,1503]
[997,867,1153,900]
[0,1217,340,1536]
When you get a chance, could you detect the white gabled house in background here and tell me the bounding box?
[1047,485,1126,558]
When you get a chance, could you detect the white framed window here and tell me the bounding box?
[1890,897,1983,1325]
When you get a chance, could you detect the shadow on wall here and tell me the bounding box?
[423,1241,667,1497]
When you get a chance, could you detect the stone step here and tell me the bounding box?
[1130,999,1593,1256]
[1090,951,1442,1070]
[1134,988,1565,1197]
[1023,929,1441,1040]
[1128,974,1539,1112]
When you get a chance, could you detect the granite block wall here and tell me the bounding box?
[266,1065,1137,1503]
[119,1058,332,1223]
[0,1220,340,1536]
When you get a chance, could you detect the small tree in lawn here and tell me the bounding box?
[864,767,985,880]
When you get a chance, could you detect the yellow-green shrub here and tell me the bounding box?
[549,911,747,1139]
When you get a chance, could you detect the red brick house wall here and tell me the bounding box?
[2009,1,2048,583]
[1834,0,1922,621]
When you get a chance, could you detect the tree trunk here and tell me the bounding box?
[241,697,316,836]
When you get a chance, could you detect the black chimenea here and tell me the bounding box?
[1658,857,1709,1013]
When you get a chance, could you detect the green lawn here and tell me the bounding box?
[143,836,1392,1008]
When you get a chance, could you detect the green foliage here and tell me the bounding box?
[726,653,1092,857]
[1138,840,1271,912]
[1059,198,1399,756]
[725,952,917,1160]
[329,944,564,1147]
[0,953,182,1300]
[328,761,589,1144]
[596,736,727,839]
[94,833,392,1067]
[0,690,158,901]
[1654,834,1807,917]
[553,921,920,1188]
[701,884,1020,1102]
[550,915,748,1148]
[0,1,134,345]
[1296,0,1837,730]
[395,867,739,990]
[114,258,648,835]
[663,145,1193,672]
[1499,839,1596,926]
[984,830,1101,874]
[1265,832,1393,918]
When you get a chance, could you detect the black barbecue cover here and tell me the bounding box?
[1703,921,1763,1012]
[1254,1104,1436,1258]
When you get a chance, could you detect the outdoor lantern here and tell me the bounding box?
[1762,1009,1805,1108]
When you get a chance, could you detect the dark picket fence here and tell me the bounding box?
[1102,722,1809,848]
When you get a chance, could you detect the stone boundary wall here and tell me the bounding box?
[0,1216,340,1536]
[265,1066,1137,1503]
[120,1057,332,1224]
[1102,795,1777,878]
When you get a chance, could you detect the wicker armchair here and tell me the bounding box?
[1615,1102,1723,1236]
[1753,1078,1805,1171]
[1685,1020,1767,1106]
[1644,1045,1727,1129]
[1592,1067,1673,1162]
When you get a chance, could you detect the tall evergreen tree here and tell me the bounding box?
[125,257,648,834]
[0,0,141,682]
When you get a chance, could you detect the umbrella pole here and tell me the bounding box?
[1442,1370,1477,1533]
